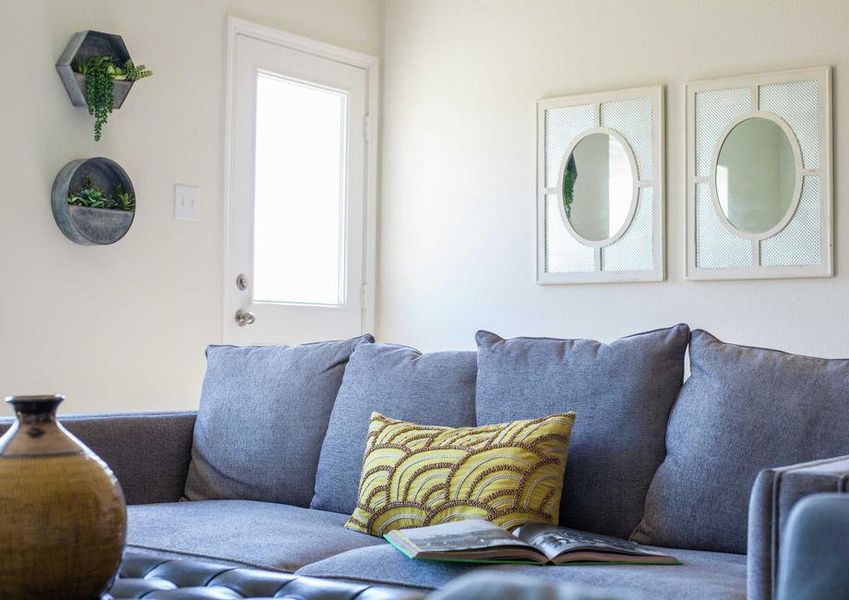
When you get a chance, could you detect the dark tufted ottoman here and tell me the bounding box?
[104,553,426,599]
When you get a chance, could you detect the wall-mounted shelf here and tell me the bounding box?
[52,158,135,246]
[56,31,134,109]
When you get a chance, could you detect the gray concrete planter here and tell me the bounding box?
[71,74,133,110]
[56,31,134,109]
[51,158,135,246]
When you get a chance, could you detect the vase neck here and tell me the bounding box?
[7,394,64,420]
[0,395,83,458]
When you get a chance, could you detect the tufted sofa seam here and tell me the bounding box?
[133,557,169,578]
[209,569,297,597]
[109,553,425,599]
[126,544,294,573]
[290,571,436,592]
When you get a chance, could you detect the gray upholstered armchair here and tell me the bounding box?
[749,457,849,600]
[775,492,849,600]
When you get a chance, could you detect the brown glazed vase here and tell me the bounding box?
[0,395,126,598]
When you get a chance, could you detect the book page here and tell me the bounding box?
[515,523,676,562]
[394,518,533,554]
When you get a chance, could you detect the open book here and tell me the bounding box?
[385,519,680,566]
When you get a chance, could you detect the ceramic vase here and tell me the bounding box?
[0,395,126,598]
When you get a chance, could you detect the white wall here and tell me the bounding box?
[378,0,849,357]
[7,0,849,415]
[0,0,382,413]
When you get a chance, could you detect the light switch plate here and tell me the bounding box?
[174,184,200,221]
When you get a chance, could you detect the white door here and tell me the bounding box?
[224,22,376,345]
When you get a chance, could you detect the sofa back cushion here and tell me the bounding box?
[632,330,849,554]
[474,324,690,539]
[184,336,372,506]
[310,344,477,515]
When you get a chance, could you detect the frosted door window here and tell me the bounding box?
[253,72,347,305]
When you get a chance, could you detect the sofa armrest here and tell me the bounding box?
[0,411,196,505]
[747,455,849,600]
[776,493,849,600]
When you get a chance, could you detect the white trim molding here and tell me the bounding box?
[222,17,379,338]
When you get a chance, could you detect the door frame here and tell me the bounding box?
[222,17,379,341]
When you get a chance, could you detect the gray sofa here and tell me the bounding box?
[3,326,848,599]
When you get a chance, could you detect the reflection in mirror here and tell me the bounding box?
[716,117,796,234]
[563,133,634,242]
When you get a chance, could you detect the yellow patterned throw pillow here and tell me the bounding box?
[345,411,576,537]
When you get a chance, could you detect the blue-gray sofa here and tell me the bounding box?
[3,325,848,599]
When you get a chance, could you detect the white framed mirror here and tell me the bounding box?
[559,129,638,246]
[686,67,832,280]
[714,114,801,238]
[536,86,664,284]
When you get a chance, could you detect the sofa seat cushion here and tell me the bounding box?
[295,542,746,599]
[126,501,383,572]
[475,325,690,539]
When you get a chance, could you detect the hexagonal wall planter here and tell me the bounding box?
[56,31,134,109]
[52,158,135,246]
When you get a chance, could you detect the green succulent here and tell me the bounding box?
[117,60,153,82]
[77,56,115,142]
[112,185,136,211]
[68,177,135,212]
[73,56,153,141]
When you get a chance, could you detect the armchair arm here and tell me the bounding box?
[747,455,849,600]
[0,411,196,505]
[776,493,849,600]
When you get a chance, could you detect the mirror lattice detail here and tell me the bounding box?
[601,187,654,272]
[760,176,821,266]
[695,87,751,177]
[759,80,819,169]
[600,98,653,180]
[686,67,832,280]
[537,86,664,284]
[695,182,753,269]
[544,194,594,273]
[544,104,595,188]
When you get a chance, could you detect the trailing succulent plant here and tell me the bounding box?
[68,177,135,211]
[73,56,153,141]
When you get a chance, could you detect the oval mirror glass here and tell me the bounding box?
[715,117,796,235]
[563,133,635,242]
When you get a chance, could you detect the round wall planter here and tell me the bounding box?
[51,158,135,246]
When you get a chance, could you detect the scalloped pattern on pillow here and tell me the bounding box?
[345,412,575,537]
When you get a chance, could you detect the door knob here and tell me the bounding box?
[235,309,256,327]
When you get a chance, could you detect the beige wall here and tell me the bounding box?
[378,0,849,356]
[7,0,849,414]
[0,0,382,413]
